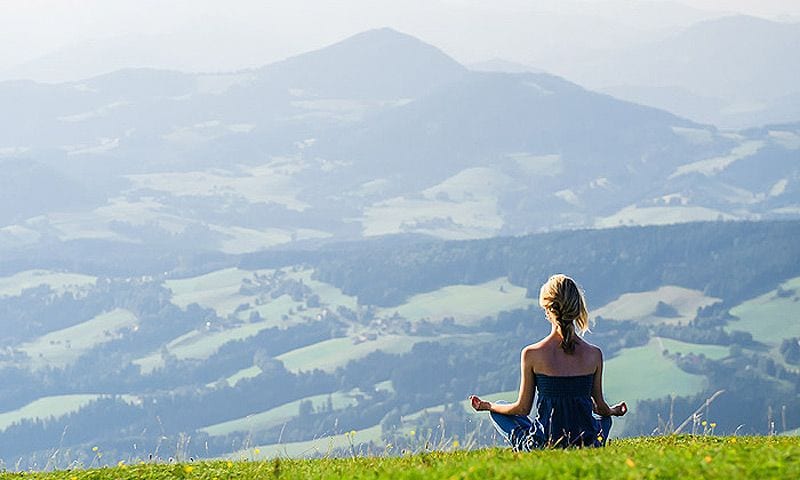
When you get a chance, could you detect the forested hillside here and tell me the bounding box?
[0,220,798,466]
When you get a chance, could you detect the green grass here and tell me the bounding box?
[0,269,96,297]
[166,268,274,317]
[361,168,510,239]
[594,205,734,228]
[9,437,800,478]
[199,391,360,437]
[276,335,427,373]
[0,394,140,432]
[247,424,385,459]
[592,286,720,326]
[19,309,138,369]
[284,269,358,311]
[217,365,263,388]
[654,337,730,360]
[727,276,800,346]
[140,267,357,374]
[382,278,534,326]
[604,338,708,404]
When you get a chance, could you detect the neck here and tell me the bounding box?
[549,323,562,338]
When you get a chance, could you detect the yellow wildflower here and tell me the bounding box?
[625,458,636,468]
[452,440,460,448]
[92,446,99,452]
[254,448,261,455]
[184,465,194,474]
[704,456,712,464]
[226,461,233,468]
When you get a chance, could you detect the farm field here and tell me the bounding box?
[381,278,534,325]
[218,365,263,388]
[200,390,361,438]
[361,168,510,240]
[604,338,708,405]
[132,310,306,374]
[284,269,359,311]
[166,268,275,317]
[0,394,139,431]
[276,335,429,373]
[247,424,384,459]
[726,276,800,345]
[137,267,363,373]
[0,269,96,297]
[19,309,138,369]
[594,205,734,228]
[592,286,720,325]
[653,337,729,360]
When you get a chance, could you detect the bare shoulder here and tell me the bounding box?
[521,342,542,362]
[578,340,603,361]
[525,338,549,354]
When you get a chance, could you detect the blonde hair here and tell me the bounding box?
[539,274,589,354]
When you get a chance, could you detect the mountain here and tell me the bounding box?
[0,26,799,467]
[468,58,544,74]
[569,15,800,127]
[0,28,798,254]
[1,221,799,466]
[254,28,467,100]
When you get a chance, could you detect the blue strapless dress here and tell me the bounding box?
[490,373,611,450]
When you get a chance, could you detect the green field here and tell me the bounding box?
[276,335,428,373]
[126,163,308,212]
[10,437,800,479]
[19,309,138,369]
[0,394,139,432]
[285,269,358,311]
[200,391,361,438]
[165,265,354,326]
[133,310,309,374]
[604,338,709,405]
[141,267,359,374]
[361,168,510,240]
[166,267,275,317]
[219,365,263,388]
[654,337,729,360]
[727,276,800,345]
[0,269,96,297]
[381,278,535,326]
[595,205,734,228]
[592,286,720,325]
[247,424,385,459]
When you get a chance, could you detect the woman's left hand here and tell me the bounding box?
[469,395,491,411]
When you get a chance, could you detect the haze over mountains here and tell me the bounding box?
[1,26,798,258]
[1,7,800,466]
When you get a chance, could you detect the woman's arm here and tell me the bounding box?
[591,350,627,417]
[470,348,535,416]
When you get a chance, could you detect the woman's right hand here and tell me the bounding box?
[469,395,491,412]
[611,402,628,416]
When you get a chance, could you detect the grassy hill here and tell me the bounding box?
[6,437,798,479]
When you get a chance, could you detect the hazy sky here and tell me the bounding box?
[1,0,799,81]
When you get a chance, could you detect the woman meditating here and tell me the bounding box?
[470,274,627,450]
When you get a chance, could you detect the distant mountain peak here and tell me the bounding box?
[258,28,467,99]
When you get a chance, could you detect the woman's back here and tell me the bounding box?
[527,337,604,447]
[470,274,626,450]
[527,336,600,377]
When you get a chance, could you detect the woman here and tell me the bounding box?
[470,274,627,450]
